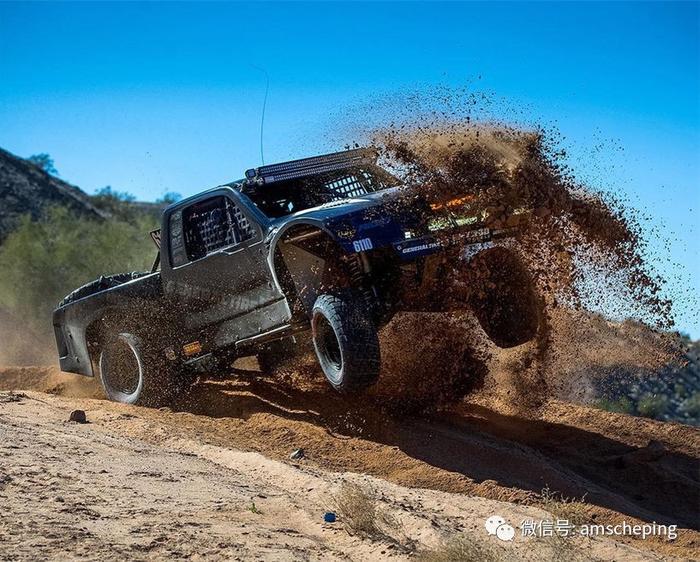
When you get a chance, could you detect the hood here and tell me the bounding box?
[271,187,430,254]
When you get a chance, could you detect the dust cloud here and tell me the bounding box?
[351,104,685,413]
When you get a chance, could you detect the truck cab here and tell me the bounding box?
[159,188,293,362]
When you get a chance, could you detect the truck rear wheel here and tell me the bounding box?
[99,333,176,407]
[311,292,380,393]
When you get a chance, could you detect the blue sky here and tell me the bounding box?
[0,1,698,335]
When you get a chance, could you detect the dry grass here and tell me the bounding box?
[539,486,591,526]
[417,529,595,562]
[331,482,400,541]
[416,535,502,562]
[540,534,597,562]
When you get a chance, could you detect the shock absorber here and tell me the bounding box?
[345,253,375,310]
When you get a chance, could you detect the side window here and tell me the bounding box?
[169,195,253,267]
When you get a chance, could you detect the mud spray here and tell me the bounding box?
[341,96,687,417]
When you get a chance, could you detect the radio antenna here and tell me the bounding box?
[251,65,270,166]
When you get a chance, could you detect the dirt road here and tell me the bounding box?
[1,366,698,561]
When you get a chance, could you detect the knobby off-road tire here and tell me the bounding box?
[468,247,540,348]
[98,332,179,407]
[311,292,380,393]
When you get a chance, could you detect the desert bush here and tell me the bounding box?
[332,482,399,541]
[539,486,591,526]
[540,534,593,562]
[594,397,633,414]
[27,153,57,175]
[679,391,700,418]
[636,393,670,419]
[416,535,500,562]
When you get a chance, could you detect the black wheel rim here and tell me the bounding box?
[315,315,343,375]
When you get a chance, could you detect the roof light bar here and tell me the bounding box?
[244,148,378,186]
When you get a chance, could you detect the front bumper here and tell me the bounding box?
[391,225,519,262]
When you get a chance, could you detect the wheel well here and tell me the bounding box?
[84,310,141,373]
[273,225,353,317]
[85,316,110,376]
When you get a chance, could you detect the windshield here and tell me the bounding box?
[247,164,399,218]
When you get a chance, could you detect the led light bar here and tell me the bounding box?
[245,148,378,186]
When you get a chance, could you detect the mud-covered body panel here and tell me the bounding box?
[53,273,164,376]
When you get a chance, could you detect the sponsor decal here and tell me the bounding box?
[400,241,441,254]
[463,227,491,242]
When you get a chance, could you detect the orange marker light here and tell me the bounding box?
[183,341,202,356]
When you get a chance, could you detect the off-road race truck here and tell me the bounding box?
[53,148,540,405]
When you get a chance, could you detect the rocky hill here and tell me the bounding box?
[0,147,107,241]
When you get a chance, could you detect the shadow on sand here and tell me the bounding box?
[173,366,699,530]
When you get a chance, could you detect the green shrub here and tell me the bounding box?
[637,394,670,419]
[594,397,633,415]
[0,207,156,341]
[679,392,700,418]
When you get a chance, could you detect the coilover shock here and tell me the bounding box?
[344,253,376,311]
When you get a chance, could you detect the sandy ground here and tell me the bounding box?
[0,366,698,561]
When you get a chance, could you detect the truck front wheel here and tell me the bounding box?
[311,292,381,393]
[98,333,176,407]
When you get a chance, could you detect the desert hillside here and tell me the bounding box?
[0,148,107,241]
[0,146,164,364]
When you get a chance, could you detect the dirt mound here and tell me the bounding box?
[4,366,697,560]
[0,365,103,398]
[6,390,692,561]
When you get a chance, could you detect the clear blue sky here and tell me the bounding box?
[0,1,698,335]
